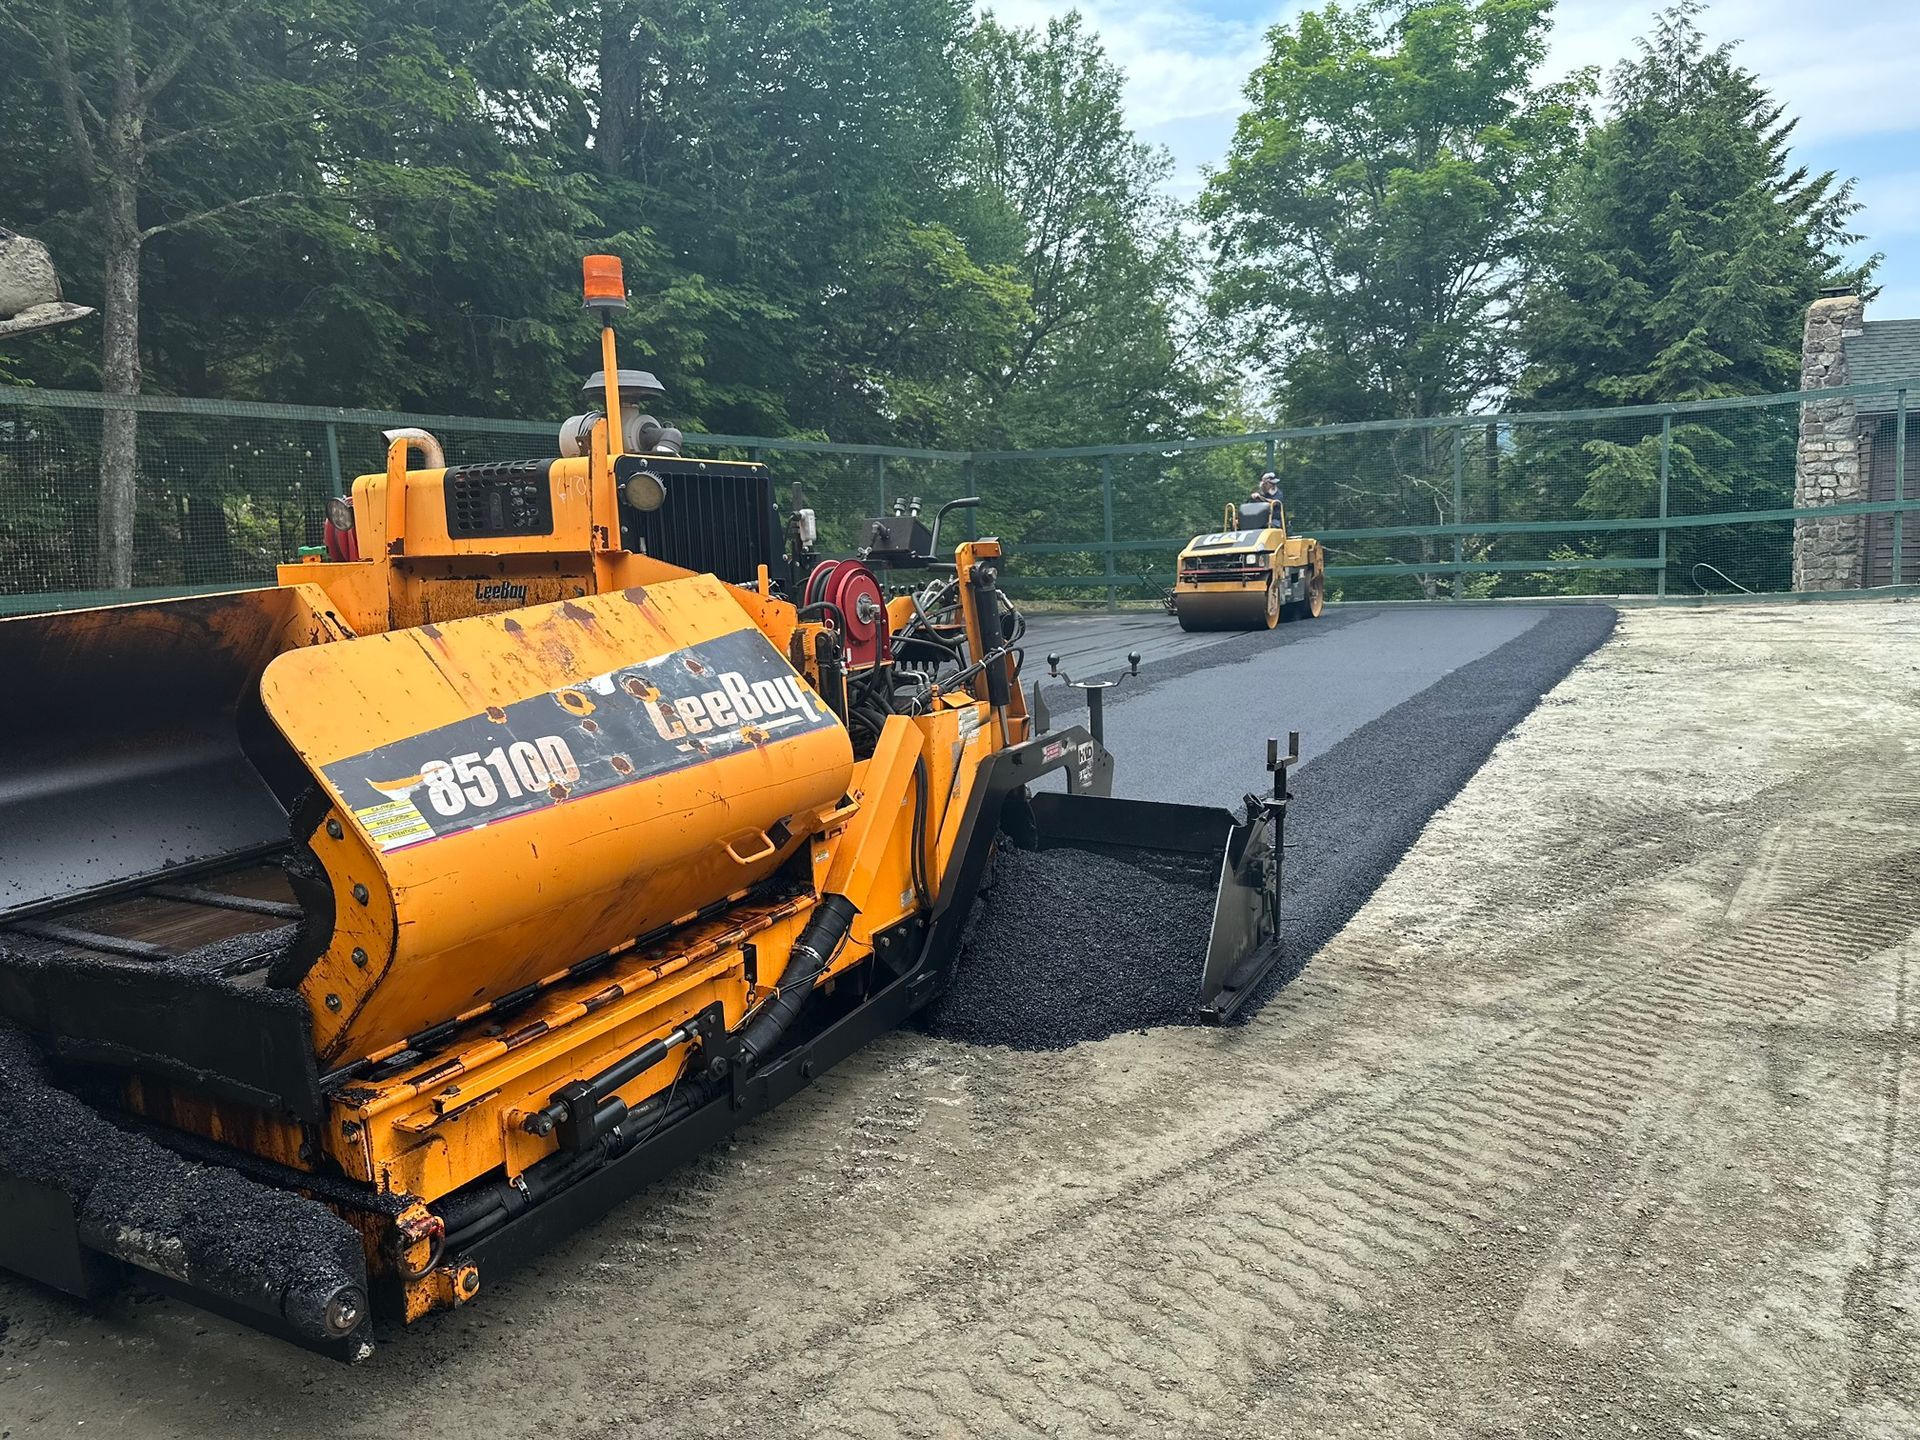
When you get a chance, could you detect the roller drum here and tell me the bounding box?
[1174,582,1279,631]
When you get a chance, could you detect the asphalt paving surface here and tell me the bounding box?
[925,603,1616,1048]
[1025,604,1558,779]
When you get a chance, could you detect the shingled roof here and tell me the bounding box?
[1844,318,1920,413]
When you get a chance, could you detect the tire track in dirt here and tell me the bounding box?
[547,743,1920,1439]
[1844,935,1917,1403]
[693,769,1920,1440]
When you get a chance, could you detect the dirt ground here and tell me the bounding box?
[4,599,1920,1439]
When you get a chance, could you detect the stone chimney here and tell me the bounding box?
[1792,289,1866,591]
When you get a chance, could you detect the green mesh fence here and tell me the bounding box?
[3,381,1917,613]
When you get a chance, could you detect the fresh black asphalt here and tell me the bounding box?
[922,604,1618,1048]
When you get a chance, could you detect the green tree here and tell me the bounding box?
[1513,2,1873,593]
[1201,0,1586,593]
[944,11,1232,573]
[1204,0,1586,424]
[253,1,598,417]
[809,224,1030,448]
[0,0,1241,603]
[0,1,606,587]
[587,0,978,440]
[956,12,1208,451]
[1519,2,1869,410]
[0,0,317,584]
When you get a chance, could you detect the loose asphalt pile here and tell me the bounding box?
[921,846,1218,1047]
[922,606,1617,1048]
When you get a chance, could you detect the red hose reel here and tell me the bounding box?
[322,496,360,563]
[804,560,890,668]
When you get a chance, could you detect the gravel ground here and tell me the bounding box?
[5,600,1920,1439]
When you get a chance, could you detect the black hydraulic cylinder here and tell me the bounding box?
[530,1017,699,1152]
[969,564,1012,709]
[442,893,860,1249]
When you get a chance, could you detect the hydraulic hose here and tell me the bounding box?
[910,757,932,914]
[732,893,856,1070]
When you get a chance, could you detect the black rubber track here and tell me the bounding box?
[919,606,1617,1049]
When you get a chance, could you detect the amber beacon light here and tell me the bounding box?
[583,255,630,455]
[582,254,628,311]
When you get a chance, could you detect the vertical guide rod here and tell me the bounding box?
[1896,388,1908,587]
[1265,731,1300,917]
[1451,425,1465,600]
[1101,454,1117,613]
[1657,413,1671,598]
[601,323,623,459]
[324,422,343,495]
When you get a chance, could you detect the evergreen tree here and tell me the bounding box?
[1513,2,1873,592]
[1519,1,1870,410]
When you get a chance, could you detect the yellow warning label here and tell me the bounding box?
[353,797,435,851]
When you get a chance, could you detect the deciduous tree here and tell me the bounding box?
[0,0,310,584]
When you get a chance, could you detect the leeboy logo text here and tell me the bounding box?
[646,670,824,741]
[475,581,528,603]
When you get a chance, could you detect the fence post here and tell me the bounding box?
[1657,414,1671,598]
[1264,437,1276,475]
[1100,454,1117,613]
[1896,388,1908,587]
[1451,424,1464,600]
[962,458,976,541]
[324,423,343,495]
[875,455,886,517]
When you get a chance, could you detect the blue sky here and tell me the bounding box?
[987,0,1920,317]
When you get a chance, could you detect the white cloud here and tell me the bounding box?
[980,0,1285,131]
[1545,1,1920,146]
[981,0,1920,305]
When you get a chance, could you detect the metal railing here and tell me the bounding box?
[2,377,1915,611]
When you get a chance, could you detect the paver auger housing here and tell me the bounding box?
[0,259,1298,1360]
